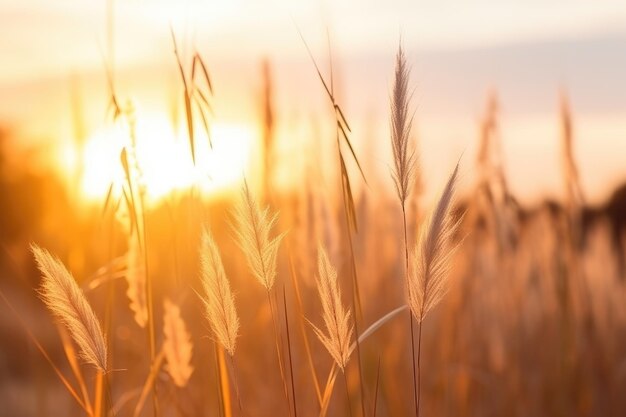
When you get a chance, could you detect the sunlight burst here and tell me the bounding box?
[79,115,254,203]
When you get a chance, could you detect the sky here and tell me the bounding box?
[2,0,626,84]
[1,0,626,205]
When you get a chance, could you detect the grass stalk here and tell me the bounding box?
[287,252,322,405]
[297,31,367,415]
[282,286,298,417]
[58,327,93,415]
[227,355,244,417]
[139,192,158,417]
[102,201,117,417]
[213,343,227,417]
[402,205,419,417]
[415,319,423,417]
[266,289,292,416]
[133,349,165,417]
[372,357,381,417]
[94,370,104,417]
[343,370,354,417]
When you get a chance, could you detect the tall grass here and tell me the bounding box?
[198,227,242,416]
[232,181,291,414]
[408,162,460,417]
[31,244,110,417]
[388,42,418,417]
[4,27,626,417]
[311,244,355,416]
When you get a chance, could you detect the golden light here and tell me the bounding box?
[78,115,255,203]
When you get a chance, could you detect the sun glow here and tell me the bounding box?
[78,115,254,203]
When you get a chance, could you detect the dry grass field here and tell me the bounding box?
[1,3,626,417]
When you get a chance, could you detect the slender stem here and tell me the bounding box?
[213,344,225,417]
[402,204,419,417]
[282,287,298,417]
[287,252,323,406]
[102,206,116,417]
[343,371,354,417]
[336,134,367,417]
[103,371,114,417]
[228,355,244,417]
[372,356,381,417]
[410,316,419,417]
[266,290,292,416]
[349,298,367,417]
[140,193,158,417]
[416,321,423,417]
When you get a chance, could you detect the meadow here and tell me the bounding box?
[0,19,625,417]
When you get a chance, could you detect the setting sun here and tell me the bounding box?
[78,115,255,203]
[3,2,626,417]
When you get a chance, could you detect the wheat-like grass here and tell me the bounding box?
[199,227,240,356]
[232,181,285,291]
[408,162,461,322]
[125,235,147,328]
[390,43,415,206]
[32,244,108,371]
[163,298,194,387]
[390,41,420,417]
[310,245,354,371]
[232,182,293,413]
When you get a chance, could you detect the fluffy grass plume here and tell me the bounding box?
[310,244,354,371]
[32,244,108,371]
[408,162,461,322]
[232,181,285,291]
[199,227,240,356]
[163,298,194,387]
[125,236,147,328]
[390,43,415,205]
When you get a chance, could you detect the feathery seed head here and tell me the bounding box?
[310,244,354,371]
[199,227,240,356]
[390,43,416,205]
[232,181,285,291]
[32,244,108,371]
[408,162,461,322]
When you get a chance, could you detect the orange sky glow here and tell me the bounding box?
[1,0,626,206]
